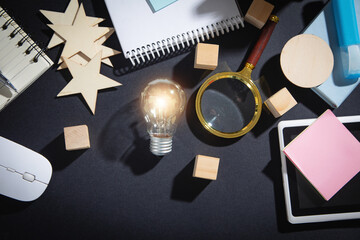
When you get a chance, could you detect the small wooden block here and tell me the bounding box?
[194,43,219,70]
[264,87,297,118]
[193,155,220,180]
[245,0,274,29]
[64,125,90,151]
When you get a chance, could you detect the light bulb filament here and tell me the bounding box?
[155,97,166,109]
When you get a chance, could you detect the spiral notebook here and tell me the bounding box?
[0,6,53,111]
[104,0,244,65]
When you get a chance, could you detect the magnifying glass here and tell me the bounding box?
[195,15,279,138]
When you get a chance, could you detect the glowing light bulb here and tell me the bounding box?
[141,79,186,156]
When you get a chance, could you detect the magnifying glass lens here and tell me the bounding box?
[200,78,256,133]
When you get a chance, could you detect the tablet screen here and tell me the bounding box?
[283,122,360,217]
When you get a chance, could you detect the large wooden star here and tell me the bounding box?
[48,3,110,60]
[57,51,122,114]
[40,0,104,49]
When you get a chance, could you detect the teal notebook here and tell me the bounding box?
[306,0,360,108]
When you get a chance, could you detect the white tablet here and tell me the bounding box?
[278,115,360,224]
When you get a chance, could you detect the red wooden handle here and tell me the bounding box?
[246,16,279,68]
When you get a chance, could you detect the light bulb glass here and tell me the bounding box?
[141,79,186,156]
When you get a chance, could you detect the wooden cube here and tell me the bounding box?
[64,125,90,151]
[264,87,297,118]
[245,0,274,29]
[194,43,219,70]
[193,155,220,180]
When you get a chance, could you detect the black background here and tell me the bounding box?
[0,0,359,239]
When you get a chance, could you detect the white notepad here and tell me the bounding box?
[0,6,53,111]
[104,0,244,65]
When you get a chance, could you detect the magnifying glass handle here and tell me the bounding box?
[246,15,279,68]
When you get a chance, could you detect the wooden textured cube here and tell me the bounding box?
[264,87,297,118]
[193,155,220,180]
[194,43,219,70]
[245,0,274,29]
[64,125,90,151]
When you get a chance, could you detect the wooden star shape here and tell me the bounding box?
[48,2,109,60]
[48,23,110,61]
[55,10,118,65]
[40,0,104,49]
[40,0,78,49]
[57,51,122,114]
[55,5,118,66]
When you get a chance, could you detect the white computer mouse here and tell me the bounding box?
[0,136,52,201]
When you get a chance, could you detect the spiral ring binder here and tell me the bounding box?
[18,35,29,46]
[0,7,52,64]
[33,48,47,62]
[2,18,14,29]
[25,42,37,55]
[125,15,244,66]
[0,5,53,111]
[105,0,244,68]
[10,26,21,38]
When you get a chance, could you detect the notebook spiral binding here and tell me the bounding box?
[0,6,52,65]
[125,15,244,66]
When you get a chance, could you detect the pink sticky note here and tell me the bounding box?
[283,109,360,201]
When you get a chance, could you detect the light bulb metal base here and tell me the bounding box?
[150,136,172,156]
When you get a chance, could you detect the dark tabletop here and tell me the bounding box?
[0,0,359,239]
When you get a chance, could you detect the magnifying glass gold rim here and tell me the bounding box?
[195,72,262,138]
[194,15,279,138]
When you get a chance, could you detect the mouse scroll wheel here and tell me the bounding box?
[23,172,35,182]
